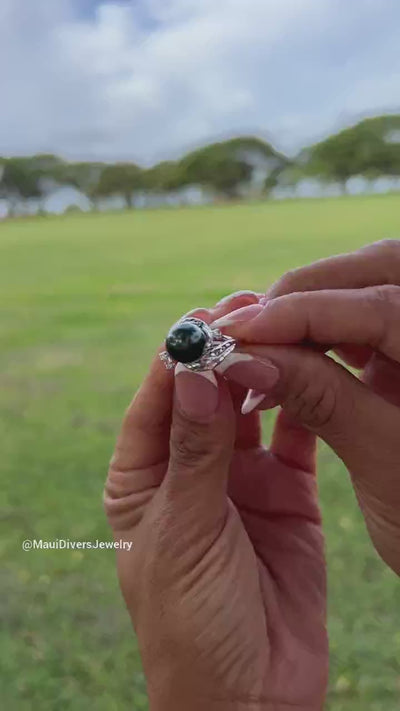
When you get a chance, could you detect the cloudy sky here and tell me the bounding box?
[1,0,399,165]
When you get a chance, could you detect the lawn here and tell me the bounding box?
[1,194,400,710]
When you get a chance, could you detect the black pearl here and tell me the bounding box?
[165,322,207,364]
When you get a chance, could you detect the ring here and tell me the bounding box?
[159,317,236,372]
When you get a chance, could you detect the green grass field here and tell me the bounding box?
[1,195,400,710]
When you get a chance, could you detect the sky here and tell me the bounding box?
[1,0,399,166]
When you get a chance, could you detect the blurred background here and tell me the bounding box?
[1,1,399,709]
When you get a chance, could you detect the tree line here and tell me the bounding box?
[1,114,399,217]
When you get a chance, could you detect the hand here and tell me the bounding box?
[214,240,400,576]
[104,293,328,711]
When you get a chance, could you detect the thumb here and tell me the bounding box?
[164,364,235,527]
[240,345,399,476]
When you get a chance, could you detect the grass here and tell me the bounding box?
[1,194,400,710]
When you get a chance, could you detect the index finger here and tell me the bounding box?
[224,285,400,364]
[266,239,400,299]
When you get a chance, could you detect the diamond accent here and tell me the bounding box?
[159,351,176,370]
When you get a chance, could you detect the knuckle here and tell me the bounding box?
[373,283,400,306]
[363,239,400,283]
[283,366,339,430]
[375,238,400,259]
[103,469,119,514]
[362,238,400,258]
[274,268,300,294]
[170,420,212,469]
[370,284,400,324]
[369,284,400,350]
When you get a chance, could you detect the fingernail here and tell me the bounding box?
[175,363,218,421]
[216,290,259,306]
[217,352,279,391]
[241,389,266,415]
[182,307,211,321]
[211,303,264,329]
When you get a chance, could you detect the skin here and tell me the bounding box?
[220,239,400,576]
[105,293,328,711]
[105,239,400,709]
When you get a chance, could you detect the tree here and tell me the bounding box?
[303,114,400,192]
[221,136,287,171]
[264,162,305,197]
[178,136,288,199]
[0,154,69,215]
[29,154,67,213]
[62,162,106,210]
[179,144,250,199]
[0,158,42,216]
[143,161,183,193]
[93,163,144,208]
[360,114,400,177]
[1,117,397,218]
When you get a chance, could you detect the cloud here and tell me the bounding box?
[0,0,399,164]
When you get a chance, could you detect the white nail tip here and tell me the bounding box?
[241,390,265,415]
[175,363,217,386]
[216,352,253,373]
[217,290,257,305]
[210,315,235,329]
[175,363,187,376]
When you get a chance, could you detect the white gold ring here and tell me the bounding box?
[160,317,236,372]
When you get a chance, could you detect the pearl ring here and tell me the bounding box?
[159,317,236,372]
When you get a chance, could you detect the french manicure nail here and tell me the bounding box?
[211,303,264,330]
[181,307,211,321]
[175,363,218,421]
[216,290,259,306]
[216,352,279,391]
[241,389,266,415]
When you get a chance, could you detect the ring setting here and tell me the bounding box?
[160,317,236,372]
